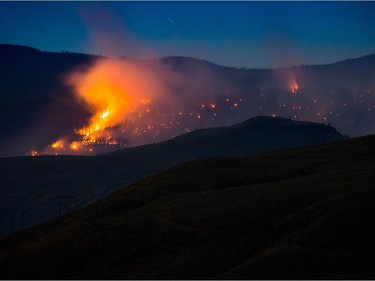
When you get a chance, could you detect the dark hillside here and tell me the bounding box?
[0,135,374,279]
[0,116,345,231]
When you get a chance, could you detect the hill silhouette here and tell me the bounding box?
[106,116,345,159]
[0,134,374,279]
[0,116,345,232]
[0,44,96,104]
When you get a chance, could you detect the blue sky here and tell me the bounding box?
[1,1,375,68]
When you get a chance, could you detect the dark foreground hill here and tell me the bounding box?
[0,116,345,232]
[0,135,374,279]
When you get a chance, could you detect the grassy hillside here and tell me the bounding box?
[0,116,345,231]
[0,135,374,279]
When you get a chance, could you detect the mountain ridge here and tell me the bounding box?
[2,43,375,70]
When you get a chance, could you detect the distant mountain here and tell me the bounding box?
[0,44,96,104]
[0,44,374,156]
[0,116,345,232]
[1,43,375,105]
[0,134,374,279]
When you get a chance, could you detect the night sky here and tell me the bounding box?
[1,1,375,68]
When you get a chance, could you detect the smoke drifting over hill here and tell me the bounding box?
[41,56,232,155]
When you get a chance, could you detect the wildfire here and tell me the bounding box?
[67,59,166,144]
[39,58,172,155]
[289,79,299,94]
[35,57,267,157]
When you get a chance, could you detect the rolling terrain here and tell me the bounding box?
[0,134,374,279]
[0,116,345,232]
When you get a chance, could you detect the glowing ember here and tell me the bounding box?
[51,140,64,149]
[70,141,80,151]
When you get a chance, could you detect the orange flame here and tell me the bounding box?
[67,59,168,145]
[289,78,299,94]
